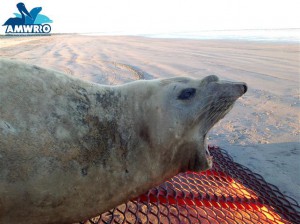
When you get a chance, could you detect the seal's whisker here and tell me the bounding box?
[206,101,230,124]
[207,105,224,123]
[191,100,227,125]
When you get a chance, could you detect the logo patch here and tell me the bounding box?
[3,2,53,35]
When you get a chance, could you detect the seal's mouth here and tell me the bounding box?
[200,135,213,171]
[204,98,236,169]
[186,136,213,172]
[204,137,213,169]
[187,81,247,172]
[190,98,237,172]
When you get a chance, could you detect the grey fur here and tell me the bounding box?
[0,59,246,223]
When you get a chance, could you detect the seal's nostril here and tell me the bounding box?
[243,84,248,93]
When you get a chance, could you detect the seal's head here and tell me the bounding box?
[129,75,247,173]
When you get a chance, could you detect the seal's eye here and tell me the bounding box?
[178,88,196,100]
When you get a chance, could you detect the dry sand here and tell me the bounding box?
[0,34,299,203]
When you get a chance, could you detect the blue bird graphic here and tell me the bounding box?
[3,3,32,26]
[14,7,42,24]
[13,7,53,25]
[26,7,42,24]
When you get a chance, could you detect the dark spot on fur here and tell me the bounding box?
[81,166,88,176]
[79,115,112,166]
[139,124,152,147]
[76,87,88,96]
[95,90,121,109]
[74,89,90,114]
[118,133,129,161]
[95,93,102,103]
[76,104,89,114]
[67,87,91,117]
[33,65,41,71]
[79,115,128,168]
[4,122,10,129]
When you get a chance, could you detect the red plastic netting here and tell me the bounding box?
[80,146,300,224]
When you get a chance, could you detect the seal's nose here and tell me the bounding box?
[243,84,248,93]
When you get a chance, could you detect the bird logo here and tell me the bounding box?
[3,2,53,35]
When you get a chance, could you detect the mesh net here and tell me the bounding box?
[80,146,300,224]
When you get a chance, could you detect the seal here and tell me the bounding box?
[0,59,247,224]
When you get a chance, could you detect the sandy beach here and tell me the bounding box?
[0,34,299,203]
